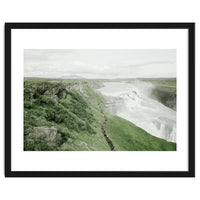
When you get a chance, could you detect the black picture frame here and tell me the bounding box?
[5,23,195,177]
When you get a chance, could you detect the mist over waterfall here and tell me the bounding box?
[98,80,176,142]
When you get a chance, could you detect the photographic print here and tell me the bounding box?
[24,49,177,151]
[5,23,195,177]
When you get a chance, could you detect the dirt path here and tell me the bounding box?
[98,103,116,151]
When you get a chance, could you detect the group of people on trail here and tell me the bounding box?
[98,103,116,151]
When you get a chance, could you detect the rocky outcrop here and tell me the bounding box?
[27,126,63,147]
[24,82,67,102]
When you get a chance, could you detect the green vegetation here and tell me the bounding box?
[24,78,176,151]
[145,78,176,110]
[24,80,98,151]
[105,115,176,151]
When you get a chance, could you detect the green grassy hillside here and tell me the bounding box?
[24,78,176,151]
[105,115,176,151]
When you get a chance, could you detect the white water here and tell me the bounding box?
[98,81,176,142]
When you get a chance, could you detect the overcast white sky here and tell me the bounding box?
[24,49,176,79]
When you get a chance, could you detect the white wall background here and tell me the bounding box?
[0,0,199,200]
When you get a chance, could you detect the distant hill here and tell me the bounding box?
[60,75,85,79]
